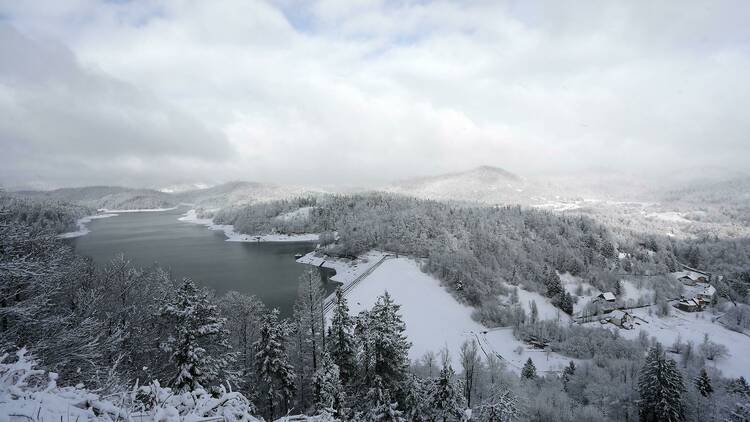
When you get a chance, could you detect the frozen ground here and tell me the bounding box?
[343,257,574,373]
[57,213,118,239]
[585,305,750,378]
[179,209,319,242]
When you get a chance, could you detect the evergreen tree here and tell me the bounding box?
[313,351,346,417]
[727,376,750,398]
[158,279,234,391]
[254,309,296,420]
[431,364,466,422]
[521,358,537,380]
[638,343,685,422]
[543,267,563,298]
[695,368,713,397]
[362,292,411,396]
[530,300,538,324]
[328,287,356,385]
[556,291,574,315]
[365,376,406,422]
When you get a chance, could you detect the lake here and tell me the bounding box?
[67,207,329,316]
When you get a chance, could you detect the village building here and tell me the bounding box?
[677,298,703,312]
[596,292,616,302]
[677,271,708,286]
[608,310,634,329]
[696,284,716,303]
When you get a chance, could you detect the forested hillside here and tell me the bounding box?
[3,199,749,421]
[0,194,94,233]
[214,194,679,308]
[12,186,178,210]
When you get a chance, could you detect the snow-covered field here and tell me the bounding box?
[585,305,750,378]
[645,211,691,224]
[501,283,571,322]
[57,213,118,239]
[342,257,574,373]
[179,209,319,242]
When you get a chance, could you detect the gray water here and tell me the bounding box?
[68,207,330,316]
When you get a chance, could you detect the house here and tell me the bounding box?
[677,271,708,286]
[696,284,716,303]
[677,298,702,312]
[609,310,633,329]
[596,292,616,302]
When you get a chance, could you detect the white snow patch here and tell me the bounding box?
[97,207,178,213]
[343,257,574,373]
[646,211,691,224]
[274,206,314,222]
[179,209,319,243]
[57,214,118,239]
[502,284,570,322]
[559,273,600,314]
[297,250,387,287]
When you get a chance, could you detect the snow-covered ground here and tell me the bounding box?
[297,250,387,287]
[97,207,178,213]
[646,211,691,224]
[179,209,319,242]
[585,305,750,378]
[501,283,571,322]
[57,213,118,239]
[342,257,574,373]
[560,272,600,314]
[274,206,314,222]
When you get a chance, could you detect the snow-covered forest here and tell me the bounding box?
[3,195,750,421]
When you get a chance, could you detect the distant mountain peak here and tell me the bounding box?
[465,165,521,181]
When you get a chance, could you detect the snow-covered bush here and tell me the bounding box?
[0,348,262,422]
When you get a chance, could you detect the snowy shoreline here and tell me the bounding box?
[97,206,178,213]
[178,209,320,243]
[58,214,118,239]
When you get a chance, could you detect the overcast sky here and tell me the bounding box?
[1,0,749,189]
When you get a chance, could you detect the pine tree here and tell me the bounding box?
[363,292,411,395]
[727,376,750,397]
[158,279,234,392]
[530,300,538,324]
[638,343,685,422]
[555,291,574,315]
[313,351,346,417]
[254,308,296,421]
[543,266,563,298]
[328,287,356,385]
[365,376,406,422]
[695,368,713,397]
[521,358,536,380]
[431,364,466,422]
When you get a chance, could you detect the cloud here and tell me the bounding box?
[0,24,234,188]
[1,0,749,188]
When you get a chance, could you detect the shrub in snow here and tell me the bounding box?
[0,348,262,422]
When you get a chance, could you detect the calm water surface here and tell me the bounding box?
[68,207,328,315]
